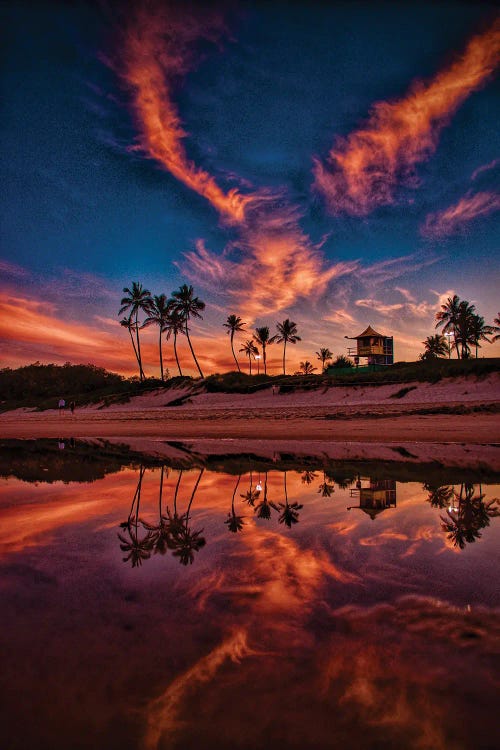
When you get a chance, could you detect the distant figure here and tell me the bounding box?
[272,385,277,396]
[69,401,75,415]
[58,439,65,450]
[69,437,76,449]
[58,398,65,413]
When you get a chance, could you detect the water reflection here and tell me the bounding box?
[1,439,500,750]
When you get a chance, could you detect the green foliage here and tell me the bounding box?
[331,355,354,369]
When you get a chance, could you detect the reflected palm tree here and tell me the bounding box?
[300,470,318,485]
[318,471,335,497]
[225,474,245,532]
[424,483,454,508]
[278,471,303,527]
[440,483,500,549]
[141,465,172,555]
[118,466,155,567]
[240,470,261,507]
[254,472,278,520]
[169,469,206,565]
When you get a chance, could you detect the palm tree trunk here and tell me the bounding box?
[173,469,183,515]
[185,468,204,521]
[231,474,241,515]
[158,465,164,516]
[159,329,164,381]
[263,344,267,375]
[127,327,141,373]
[230,332,240,372]
[173,331,183,377]
[283,340,287,375]
[135,311,145,380]
[248,353,252,375]
[185,323,204,378]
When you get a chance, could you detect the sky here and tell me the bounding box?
[1,0,499,377]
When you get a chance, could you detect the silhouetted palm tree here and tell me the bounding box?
[278,471,303,527]
[424,483,454,508]
[254,472,278,519]
[492,313,500,342]
[118,465,154,566]
[120,316,141,374]
[435,294,461,357]
[297,361,317,375]
[420,334,449,360]
[119,282,153,380]
[141,465,172,555]
[318,471,335,497]
[225,474,245,532]
[240,470,260,506]
[169,469,206,565]
[455,300,477,359]
[142,294,170,381]
[440,483,499,549]
[468,314,494,358]
[171,284,205,378]
[300,470,318,485]
[254,326,274,375]
[239,339,258,374]
[223,315,246,372]
[275,319,301,374]
[164,307,186,377]
[316,347,333,372]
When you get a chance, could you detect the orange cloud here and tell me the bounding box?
[314,21,500,215]
[420,190,500,239]
[117,4,255,225]
[115,6,353,320]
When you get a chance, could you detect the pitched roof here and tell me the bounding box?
[353,325,385,339]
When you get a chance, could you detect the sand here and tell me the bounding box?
[1,374,499,454]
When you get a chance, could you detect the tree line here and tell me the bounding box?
[119,283,500,380]
[421,295,499,360]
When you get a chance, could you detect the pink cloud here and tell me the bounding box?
[421,191,500,239]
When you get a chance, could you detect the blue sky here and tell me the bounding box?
[1,1,499,374]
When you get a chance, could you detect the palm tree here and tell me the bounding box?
[492,313,500,342]
[316,347,333,372]
[468,314,494,358]
[274,319,301,375]
[223,315,246,372]
[164,307,186,377]
[318,471,335,497]
[119,282,153,380]
[225,474,245,532]
[278,471,303,527]
[171,284,205,378]
[297,361,317,375]
[142,294,170,381]
[254,326,274,375]
[435,294,462,358]
[169,469,206,565]
[254,472,278,519]
[440,483,499,549]
[239,339,258,374]
[141,465,172,555]
[454,300,477,359]
[420,334,449,360]
[240,470,260,506]
[117,466,155,566]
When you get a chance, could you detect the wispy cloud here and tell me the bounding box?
[313,20,500,215]
[117,3,256,225]
[115,5,358,321]
[421,191,500,239]
[471,158,500,181]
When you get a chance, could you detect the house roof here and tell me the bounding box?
[353,325,385,339]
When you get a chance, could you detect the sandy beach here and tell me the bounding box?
[2,375,499,460]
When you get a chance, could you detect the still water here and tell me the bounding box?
[1,439,499,750]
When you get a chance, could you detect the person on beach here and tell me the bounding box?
[58,398,65,413]
[69,401,75,415]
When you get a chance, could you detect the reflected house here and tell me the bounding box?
[348,478,397,520]
[345,324,394,366]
